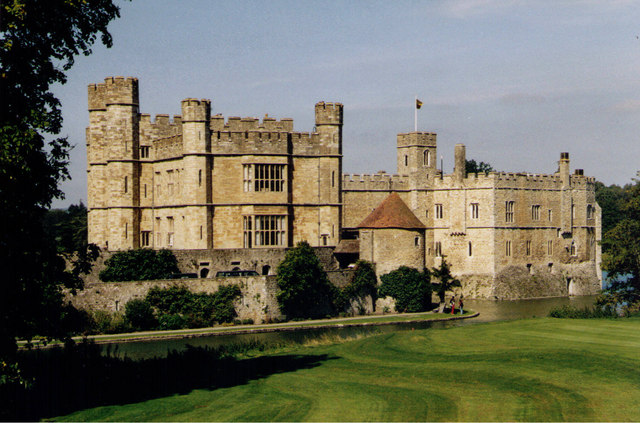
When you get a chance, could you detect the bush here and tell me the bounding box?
[99,249,179,282]
[145,284,242,328]
[276,241,335,319]
[211,285,242,323]
[158,314,188,330]
[124,299,157,331]
[378,266,431,313]
[336,260,378,313]
[548,304,618,319]
[90,311,128,334]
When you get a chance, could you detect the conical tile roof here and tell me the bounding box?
[357,192,425,229]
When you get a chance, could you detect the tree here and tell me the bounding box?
[465,159,494,176]
[0,1,123,362]
[43,202,88,254]
[595,181,628,237]
[276,241,335,319]
[378,266,432,313]
[431,259,461,312]
[600,180,640,312]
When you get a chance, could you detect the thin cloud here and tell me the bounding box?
[438,0,525,19]
[612,99,640,112]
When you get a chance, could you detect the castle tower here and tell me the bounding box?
[314,102,344,245]
[180,98,212,248]
[559,152,572,235]
[397,132,438,185]
[87,77,140,250]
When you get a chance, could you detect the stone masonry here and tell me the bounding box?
[87,77,601,300]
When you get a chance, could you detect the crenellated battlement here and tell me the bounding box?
[397,131,437,147]
[315,101,344,126]
[343,172,410,191]
[181,98,211,122]
[210,130,290,155]
[209,114,294,132]
[88,76,139,110]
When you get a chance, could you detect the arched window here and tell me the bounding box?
[570,241,577,256]
[424,150,430,166]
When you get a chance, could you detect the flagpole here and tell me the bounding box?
[414,95,417,132]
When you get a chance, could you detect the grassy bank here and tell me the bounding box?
[55,317,640,421]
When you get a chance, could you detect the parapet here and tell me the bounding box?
[88,76,139,110]
[315,102,343,126]
[397,132,437,147]
[342,172,409,191]
[209,115,294,132]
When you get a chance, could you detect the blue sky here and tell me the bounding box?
[52,0,640,207]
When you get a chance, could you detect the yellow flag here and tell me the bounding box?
[416,99,423,109]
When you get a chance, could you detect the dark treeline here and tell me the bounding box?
[43,202,88,254]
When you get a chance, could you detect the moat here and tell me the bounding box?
[106,295,598,360]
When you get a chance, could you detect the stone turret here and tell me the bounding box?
[181,98,211,154]
[87,76,140,250]
[315,101,343,154]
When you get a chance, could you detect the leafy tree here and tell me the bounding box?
[100,249,180,282]
[276,241,335,319]
[465,159,494,176]
[595,181,629,237]
[124,300,157,331]
[600,180,640,311]
[0,0,123,364]
[43,202,88,254]
[431,259,461,312]
[378,266,431,313]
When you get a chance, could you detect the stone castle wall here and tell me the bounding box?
[68,277,283,323]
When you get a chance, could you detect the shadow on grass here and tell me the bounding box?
[3,340,334,421]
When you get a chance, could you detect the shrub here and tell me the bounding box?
[124,299,157,331]
[378,266,431,313]
[158,314,187,330]
[90,311,128,334]
[99,249,179,282]
[548,304,617,319]
[336,260,378,313]
[276,241,335,319]
[144,284,242,328]
[211,285,242,323]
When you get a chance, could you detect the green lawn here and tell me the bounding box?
[56,318,640,421]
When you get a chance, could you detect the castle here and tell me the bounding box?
[87,77,601,299]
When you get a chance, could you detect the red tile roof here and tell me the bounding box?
[357,192,426,229]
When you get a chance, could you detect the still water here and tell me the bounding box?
[110,295,598,360]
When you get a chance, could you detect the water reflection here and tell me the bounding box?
[109,295,598,360]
